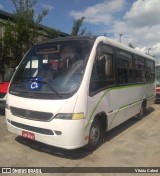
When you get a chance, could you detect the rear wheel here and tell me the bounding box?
[83,118,103,151]
[136,102,146,120]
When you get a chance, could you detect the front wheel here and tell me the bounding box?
[83,118,103,151]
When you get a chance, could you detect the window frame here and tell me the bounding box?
[116,48,134,85]
[145,59,155,83]
[89,43,116,96]
[116,47,155,86]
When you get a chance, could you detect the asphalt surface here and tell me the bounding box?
[0,104,160,176]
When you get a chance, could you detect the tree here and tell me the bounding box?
[44,28,60,39]
[2,0,53,67]
[0,21,15,78]
[79,27,86,36]
[71,17,85,36]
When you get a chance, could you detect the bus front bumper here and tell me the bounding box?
[6,110,88,150]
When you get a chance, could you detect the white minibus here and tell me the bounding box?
[6,36,155,150]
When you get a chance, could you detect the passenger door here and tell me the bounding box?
[88,43,121,130]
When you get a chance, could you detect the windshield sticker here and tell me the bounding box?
[30,77,42,91]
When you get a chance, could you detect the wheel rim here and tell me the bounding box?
[89,123,100,146]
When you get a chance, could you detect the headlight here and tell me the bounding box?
[54,113,84,120]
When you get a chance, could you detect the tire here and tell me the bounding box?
[83,118,103,151]
[136,102,146,120]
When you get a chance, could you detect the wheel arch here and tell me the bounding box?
[143,99,147,109]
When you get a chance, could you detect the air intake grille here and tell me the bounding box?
[10,106,53,121]
[11,121,54,135]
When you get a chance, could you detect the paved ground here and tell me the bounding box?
[0,104,160,176]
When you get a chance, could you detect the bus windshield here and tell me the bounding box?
[156,65,160,87]
[9,39,94,99]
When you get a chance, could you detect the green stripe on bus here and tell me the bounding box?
[85,83,154,128]
[85,88,110,127]
[119,99,142,110]
[107,96,155,129]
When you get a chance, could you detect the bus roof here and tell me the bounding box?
[99,36,155,61]
[37,36,96,44]
[36,36,155,61]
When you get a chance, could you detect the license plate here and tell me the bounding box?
[22,131,35,140]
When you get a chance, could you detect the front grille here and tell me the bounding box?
[10,106,53,121]
[0,93,6,99]
[10,121,54,135]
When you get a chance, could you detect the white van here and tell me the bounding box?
[6,36,155,150]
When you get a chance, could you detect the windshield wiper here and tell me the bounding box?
[34,80,61,98]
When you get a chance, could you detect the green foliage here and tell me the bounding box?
[1,0,50,66]
[71,17,93,36]
[44,28,60,39]
[79,27,86,36]
[71,17,85,36]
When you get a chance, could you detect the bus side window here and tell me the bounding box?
[117,50,133,84]
[146,60,155,82]
[89,44,115,94]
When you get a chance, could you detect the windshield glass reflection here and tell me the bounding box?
[10,39,94,98]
